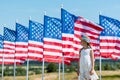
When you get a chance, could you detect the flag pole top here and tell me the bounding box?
[61,4,63,8]
[16,19,18,23]
[29,16,31,20]
[44,11,47,15]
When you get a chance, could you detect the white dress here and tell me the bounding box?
[78,48,99,80]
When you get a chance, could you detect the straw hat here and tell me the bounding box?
[80,35,90,43]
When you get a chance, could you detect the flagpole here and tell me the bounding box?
[2,24,5,80]
[42,11,46,80]
[26,16,31,80]
[61,4,65,80]
[2,48,4,80]
[99,12,102,80]
[58,63,61,80]
[99,56,102,80]
[42,58,44,80]
[13,19,18,80]
[62,55,65,80]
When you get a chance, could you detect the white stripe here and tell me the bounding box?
[44,44,62,50]
[100,36,120,40]
[4,45,15,49]
[75,30,99,38]
[75,23,102,33]
[44,38,62,43]
[4,49,15,53]
[16,42,28,45]
[100,43,116,46]
[4,54,14,57]
[63,48,74,52]
[15,48,28,51]
[62,33,74,38]
[28,47,43,52]
[15,54,28,57]
[29,40,43,45]
[28,53,43,58]
[62,41,74,45]
[100,49,120,53]
[4,41,15,44]
[44,51,62,56]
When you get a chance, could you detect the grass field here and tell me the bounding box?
[2,70,120,80]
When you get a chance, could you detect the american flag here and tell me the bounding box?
[43,15,62,63]
[99,15,120,60]
[3,27,16,64]
[28,20,44,61]
[15,23,28,63]
[61,8,78,61]
[74,16,103,58]
[0,35,3,64]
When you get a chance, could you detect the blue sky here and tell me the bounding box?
[0,0,120,35]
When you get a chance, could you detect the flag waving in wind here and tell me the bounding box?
[28,20,44,61]
[61,8,78,61]
[99,15,120,60]
[43,15,62,63]
[74,16,103,58]
[15,23,28,63]
[3,27,16,64]
[0,35,3,64]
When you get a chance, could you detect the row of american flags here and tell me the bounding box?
[0,8,120,65]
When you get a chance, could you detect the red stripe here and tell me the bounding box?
[44,48,62,53]
[15,51,28,53]
[4,43,15,46]
[44,41,62,46]
[75,20,103,31]
[74,26,99,36]
[62,37,74,41]
[16,45,28,48]
[28,56,42,61]
[28,43,43,48]
[100,39,120,43]
[28,50,43,54]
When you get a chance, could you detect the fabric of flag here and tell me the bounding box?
[99,15,120,60]
[15,23,28,63]
[28,20,44,61]
[74,16,103,58]
[0,35,3,64]
[43,15,63,63]
[3,27,16,64]
[61,8,78,61]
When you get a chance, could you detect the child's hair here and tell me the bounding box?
[87,43,92,48]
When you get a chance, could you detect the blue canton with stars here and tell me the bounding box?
[16,23,28,42]
[100,15,120,37]
[44,15,62,40]
[61,8,77,34]
[0,35,3,49]
[4,27,16,42]
[29,20,44,42]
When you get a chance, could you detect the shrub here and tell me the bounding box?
[46,63,57,73]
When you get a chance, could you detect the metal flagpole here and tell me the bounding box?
[99,56,102,80]
[58,63,61,80]
[42,58,45,80]
[99,12,102,80]
[2,49,4,80]
[42,11,46,80]
[2,24,5,80]
[26,59,29,80]
[26,16,31,80]
[61,4,65,80]
[13,19,18,80]
[62,55,64,80]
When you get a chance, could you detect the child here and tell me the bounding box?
[77,35,99,80]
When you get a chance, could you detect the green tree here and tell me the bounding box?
[46,63,57,73]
